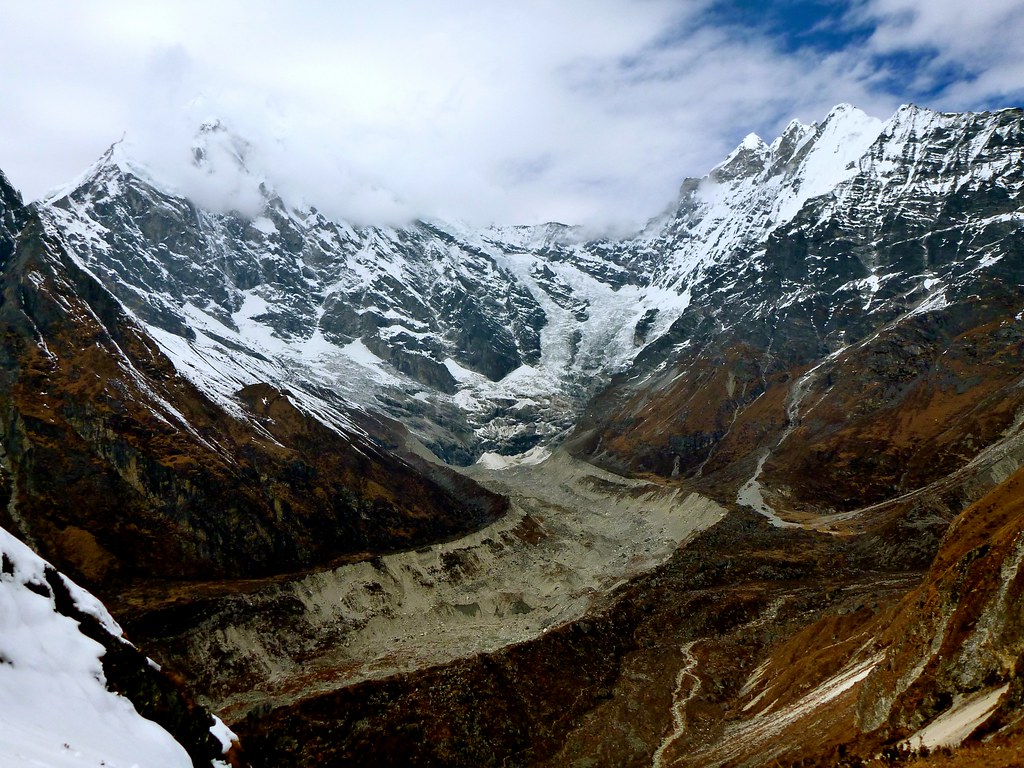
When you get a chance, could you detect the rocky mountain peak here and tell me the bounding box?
[50,124,275,221]
[709,103,881,191]
[182,121,270,217]
[0,168,22,210]
[0,168,25,244]
[648,103,884,296]
[43,139,143,208]
[768,118,814,162]
[824,100,865,120]
[28,102,1023,469]
[0,168,30,271]
[711,132,770,182]
[187,119,269,210]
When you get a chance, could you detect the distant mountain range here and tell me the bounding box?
[1,102,1023,766]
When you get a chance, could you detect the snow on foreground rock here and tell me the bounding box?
[0,526,235,767]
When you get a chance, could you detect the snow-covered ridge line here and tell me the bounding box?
[0,526,238,767]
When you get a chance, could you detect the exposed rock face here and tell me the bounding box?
[571,105,1024,526]
[0,170,25,258]
[42,142,660,460]
[857,463,1024,744]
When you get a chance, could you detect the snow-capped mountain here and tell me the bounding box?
[642,103,884,290]
[3,102,1024,766]
[0,157,505,595]
[572,103,1024,528]
[43,125,677,461]
[24,99,1024,566]
[39,104,942,464]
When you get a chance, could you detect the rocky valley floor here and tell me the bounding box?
[105,447,989,768]
[115,451,725,722]
[227,493,926,767]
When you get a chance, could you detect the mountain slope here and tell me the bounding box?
[36,107,908,465]
[0,171,505,593]
[570,105,1024,542]
[4,102,1024,766]
[42,134,663,461]
[0,524,241,767]
[643,459,1024,767]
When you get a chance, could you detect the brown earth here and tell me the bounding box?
[670,462,1024,767]
[573,305,1024,525]
[6,150,1024,766]
[228,507,911,766]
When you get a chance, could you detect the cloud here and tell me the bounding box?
[851,0,1024,107]
[0,1,1019,230]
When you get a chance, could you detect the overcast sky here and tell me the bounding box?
[1,1,1022,230]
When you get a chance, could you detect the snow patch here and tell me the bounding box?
[909,290,951,316]
[0,527,193,767]
[904,684,1009,751]
[476,446,551,470]
[251,215,278,235]
[711,654,884,764]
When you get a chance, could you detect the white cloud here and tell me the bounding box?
[0,1,1018,230]
[853,0,1024,107]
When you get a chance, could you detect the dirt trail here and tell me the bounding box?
[651,640,701,768]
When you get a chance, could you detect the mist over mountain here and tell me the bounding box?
[8,2,1024,233]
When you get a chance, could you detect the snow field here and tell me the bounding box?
[0,528,195,768]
